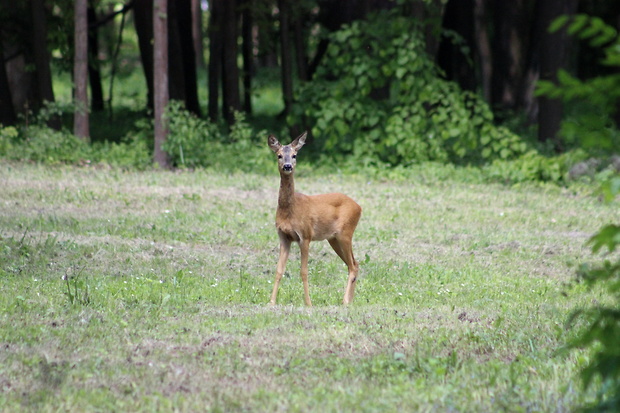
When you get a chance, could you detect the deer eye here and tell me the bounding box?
[278,155,282,159]
[292,155,296,159]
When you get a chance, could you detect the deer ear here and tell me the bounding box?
[268,134,281,153]
[291,131,307,151]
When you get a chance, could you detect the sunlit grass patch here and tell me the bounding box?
[0,162,616,411]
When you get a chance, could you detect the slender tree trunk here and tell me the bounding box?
[31,0,60,129]
[74,0,90,140]
[293,14,308,82]
[0,36,16,125]
[490,0,525,114]
[167,1,186,104]
[222,0,241,125]
[538,0,577,150]
[520,0,543,124]
[154,0,170,168]
[88,6,104,112]
[242,0,253,113]
[191,0,205,69]
[175,0,201,116]
[133,0,154,110]
[474,0,492,102]
[208,0,222,121]
[436,0,476,91]
[278,0,293,118]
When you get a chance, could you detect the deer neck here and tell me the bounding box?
[277,172,296,212]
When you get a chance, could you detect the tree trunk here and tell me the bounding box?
[31,0,60,129]
[474,0,492,102]
[520,0,544,124]
[208,0,223,122]
[293,14,308,82]
[490,0,525,114]
[191,0,205,69]
[436,0,476,92]
[537,0,577,150]
[74,0,90,141]
[411,0,446,59]
[175,0,201,116]
[278,0,293,119]
[88,6,105,112]
[222,0,241,125]
[242,0,253,114]
[0,35,16,126]
[154,0,170,168]
[133,0,154,110]
[167,1,187,105]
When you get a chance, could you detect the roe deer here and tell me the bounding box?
[268,132,362,306]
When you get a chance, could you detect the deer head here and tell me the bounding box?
[268,132,307,175]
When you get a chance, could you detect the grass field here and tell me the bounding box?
[0,162,617,411]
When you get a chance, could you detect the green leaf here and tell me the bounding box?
[549,15,569,33]
[589,225,620,254]
[601,177,620,203]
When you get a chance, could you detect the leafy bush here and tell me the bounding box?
[5,125,92,164]
[483,149,590,184]
[537,14,620,153]
[567,177,620,412]
[0,125,18,156]
[163,101,272,172]
[163,100,222,168]
[295,9,528,166]
[0,101,152,168]
[94,134,152,170]
[543,14,620,412]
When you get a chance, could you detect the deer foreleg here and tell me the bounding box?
[299,238,312,306]
[270,238,291,305]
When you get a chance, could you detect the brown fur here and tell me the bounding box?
[268,132,362,306]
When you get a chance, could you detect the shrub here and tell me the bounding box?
[163,100,222,168]
[294,8,528,166]
[567,177,620,412]
[537,14,620,153]
[8,125,92,164]
[163,101,272,172]
[483,149,590,184]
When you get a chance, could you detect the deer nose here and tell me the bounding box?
[282,164,293,172]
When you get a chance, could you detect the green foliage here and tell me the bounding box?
[93,133,152,170]
[0,125,18,155]
[484,149,590,184]
[545,14,620,412]
[568,179,620,412]
[164,101,272,172]
[10,125,92,164]
[0,101,152,168]
[163,100,222,168]
[295,9,527,165]
[537,15,620,152]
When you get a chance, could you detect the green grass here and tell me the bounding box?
[0,162,617,411]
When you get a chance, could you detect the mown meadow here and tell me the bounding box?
[1,161,617,411]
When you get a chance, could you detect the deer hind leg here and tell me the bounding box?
[299,238,313,306]
[270,237,291,305]
[329,236,359,305]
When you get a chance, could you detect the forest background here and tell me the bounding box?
[0,0,618,178]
